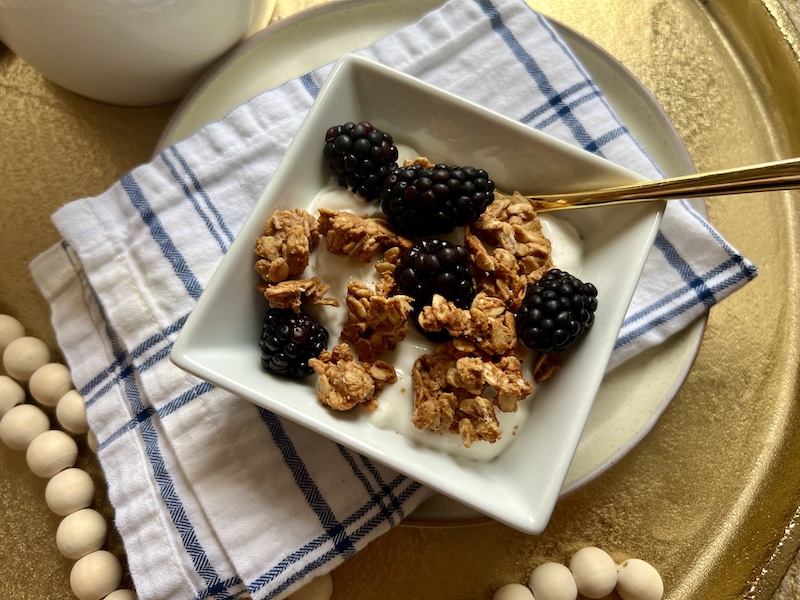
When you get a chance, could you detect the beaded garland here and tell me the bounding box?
[0,313,133,600]
[493,547,664,600]
[0,312,663,600]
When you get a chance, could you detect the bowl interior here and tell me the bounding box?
[171,54,663,533]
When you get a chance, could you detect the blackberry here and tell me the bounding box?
[515,269,598,354]
[395,239,475,341]
[323,121,399,200]
[379,163,495,236]
[259,308,329,379]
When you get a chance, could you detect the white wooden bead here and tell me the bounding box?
[528,562,578,600]
[0,374,26,418]
[56,389,89,434]
[46,467,95,516]
[29,362,73,407]
[0,403,50,450]
[286,572,334,600]
[70,550,123,600]
[0,314,25,358]
[493,582,535,600]
[569,546,618,598]
[26,429,78,477]
[105,590,137,600]
[87,428,99,453]
[616,558,664,600]
[3,336,51,382]
[56,507,108,559]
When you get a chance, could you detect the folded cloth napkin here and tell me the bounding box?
[30,0,758,598]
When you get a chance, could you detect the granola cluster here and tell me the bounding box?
[466,191,554,311]
[341,280,414,362]
[317,208,411,261]
[255,209,319,283]
[411,340,532,447]
[418,292,517,356]
[259,277,338,314]
[309,344,397,411]
[254,209,338,313]
[254,180,557,449]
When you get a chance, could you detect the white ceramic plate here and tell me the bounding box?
[159,0,706,523]
[171,53,664,534]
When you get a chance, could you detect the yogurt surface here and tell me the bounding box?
[302,175,584,461]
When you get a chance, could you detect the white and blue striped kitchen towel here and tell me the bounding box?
[30,0,757,598]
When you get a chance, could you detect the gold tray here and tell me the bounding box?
[1,1,800,599]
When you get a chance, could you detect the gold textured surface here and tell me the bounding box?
[2,1,800,599]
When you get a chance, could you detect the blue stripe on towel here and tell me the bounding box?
[84,343,171,409]
[615,255,754,351]
[121,173,204,302]
[528,90,602,131]
[87,283,238,599]
[614,279,717,350]
[621,254,749,333]
[170,147,235,244]
[355,452,406,519]
[76,274,139,411]
[248,476,422,598]
[653,231,715,306]
[474,0,595,150]
[533,11,664,175]
[81,314,190,402]
[534,13,621,131]
[84,365,132,409]
[96,415,137,450]
[98,380,215,451]
[79,355,127,400]
[584,126,628,155]
[138,413,231,592]
[681,201,759,282]
[256,407,357,556]
[197,576,246,600]
[520,81,595,124]
[337,446,403,526]
[160,151,229,254]
[301,73,321,98]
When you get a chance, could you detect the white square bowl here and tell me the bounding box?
[170,54,663,534]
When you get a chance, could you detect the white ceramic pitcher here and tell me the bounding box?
[0,0,270,106]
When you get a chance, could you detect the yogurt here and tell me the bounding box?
[302,138,586,460]
[300,179,586,462]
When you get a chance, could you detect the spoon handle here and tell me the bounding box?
[525,156,800,212]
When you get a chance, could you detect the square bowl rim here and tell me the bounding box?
[171,53,664,534]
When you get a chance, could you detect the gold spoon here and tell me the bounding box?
[516,156,800,212]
